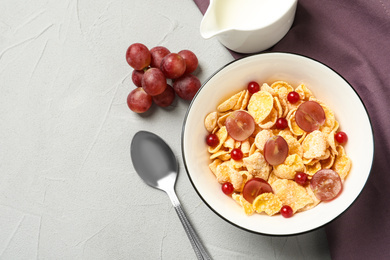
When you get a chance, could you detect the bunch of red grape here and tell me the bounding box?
[125,43,201,113]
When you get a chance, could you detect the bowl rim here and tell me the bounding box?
[181,52,375,236]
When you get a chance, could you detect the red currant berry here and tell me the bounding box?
[335,131,348,144]
[206,134,219,147]
[231,148,244,160]
[294,172,308,186]
[280,205,293,218]
[247,81,260,94]
[275,118,288,129]
[222,182,234,195]
[287,91,300,104]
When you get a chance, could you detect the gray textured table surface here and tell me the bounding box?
[0,0,331,259]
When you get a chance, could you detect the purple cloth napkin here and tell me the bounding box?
[194,0,390,259]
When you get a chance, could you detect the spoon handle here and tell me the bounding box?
[166,188,212,260]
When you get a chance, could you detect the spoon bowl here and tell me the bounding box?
[131,130,178,190]
[131,131,211,260]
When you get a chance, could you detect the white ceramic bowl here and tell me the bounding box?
[182,53,374,236]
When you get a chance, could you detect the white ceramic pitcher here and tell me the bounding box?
[200,0,298,54]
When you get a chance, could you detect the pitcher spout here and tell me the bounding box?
[199,0,222,39]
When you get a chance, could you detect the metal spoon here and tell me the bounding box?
[131,131,211,260]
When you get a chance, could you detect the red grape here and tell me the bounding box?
[141,68,167,96]
[150,46,170,68]
[178,50,198,74]
[264,136,289,165]
[126,43,151,70]
[242,178,273,204]
[295,101,326,132]
[247,81,260,94]
[294,172,308,186]
[206,134,219,147]
[287,91,300,104]
[310,169,342,201]
[275,118,288,129]
[335,131,348,144]
[152,84,175,107]
[160,53,186,79]
[231,148,243,160]
[225,110,255,141]
[131,70,144,88]
[127,88,152,113]
[222,182,234,195]
[172,74,201,100]
[280,205,293,218]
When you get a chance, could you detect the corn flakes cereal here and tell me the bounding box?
[253,193,283,216]
[247,91,274,123]
[204,80,351,217]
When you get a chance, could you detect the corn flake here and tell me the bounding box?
[271,179,313,213]
[287,108,305,136]
[295,83,313,101]
[332,145,352,180]
[253,193,282,216]
[217,91,245,112]
[302,130,327,159]
[209,159,222,177]
[247,90,274,123]
[242,151,271,180]
[232,193,255,216]
[273,154,305,179]
[208,126,228,154]
[210,150,230,160]
[258,108,278,129]
[305,161,322,176]
[215,161,233,183]
[254,130,274,151]
[204,112,218,132]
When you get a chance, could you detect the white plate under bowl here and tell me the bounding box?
[181,52,374,236]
